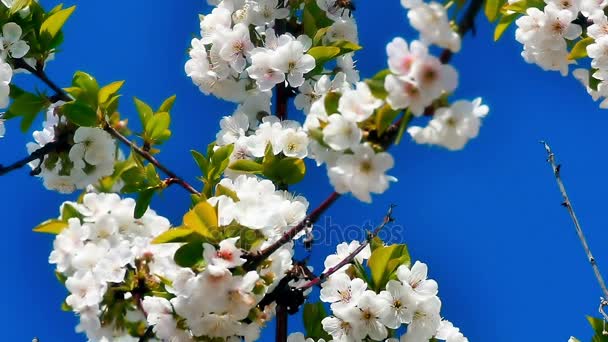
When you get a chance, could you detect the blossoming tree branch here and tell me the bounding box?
[0,0,603,340]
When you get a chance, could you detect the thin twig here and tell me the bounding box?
[12,58,72,102]
[243,191,341,271]
[0,138,67,176]
[541,141,608,301]
[299,205,395,290]
[104,124,200,196]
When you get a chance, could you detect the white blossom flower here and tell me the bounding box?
[328,143,396,202]
[407,98,489,151]
[322,114,362,151]
[338,82,382,122]
[0,22,29,59]
[203,237,246,269]
[378,280,418,328]
[320,273,367,312]
[396,261,439,299]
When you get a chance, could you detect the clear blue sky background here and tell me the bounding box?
[1,0,605,341]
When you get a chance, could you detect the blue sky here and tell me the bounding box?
[1,0,606,341]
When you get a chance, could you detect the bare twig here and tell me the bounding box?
[244,191,341,270]
[13,58,72,103]
[541,142,608,305]
[0,136,68,176]
[299,205,395,290]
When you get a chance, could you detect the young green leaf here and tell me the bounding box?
[61,101,99,127]
[40,5,76,39]
[158,95,177,113]
[145,112,171,143]
[98,81,125,105]
[183,201,220,242]
[485,0,503,22]
[303,303,333,340]
[134,188,156,219]
[568,37,594,60]
[33,219,68,234]
[152,227,196,244]
[494,13,518,41]
[134,97,154,126]
[228,160,264,173]
[367,244,411,291]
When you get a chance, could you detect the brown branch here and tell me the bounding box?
[0,136,68,176]
[541,142,608,301]
[243,191,341,271]
[299,205,395,290]
[105,125,200,196]
[12,58,72,103]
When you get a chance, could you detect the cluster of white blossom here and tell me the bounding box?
[407,98,489,150]
[218,111,312,169]
[316,243,468,342]
[141,174,309,341]
[27,106,117,193]
[383,1,489,150]
[511,0,608,108]
[514,1,581,76]
[401,0,461,52]
[302,79,398,203]
[49,192,177,341]
[185,0,317,102]
[0,18,31,137]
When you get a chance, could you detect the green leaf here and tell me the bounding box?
[134,97,153,125]
[145,112,171,143]
[494,13,518,41]
[216,184,239,201]
[61,101,98,127]
[308,46,341,68]
[587,316,608,341]
[9,0,31,14]
[302,1,332,40]
[191,150,209,176]
[375,104,400,135]
[324,92,341,115]
[40,5,76,39]
[209,144,234,179]
[183,201,220,241]
[98,81,124,105]
[33,219,68,234]
[313,27,331,46]
[367,244,411,291]
[72,71,99,108]
[503,0,544,13]
[60,203,83,222]
[264,157,306,185]
[331,40,362,54]
[303,303,333,340]
[158,95,177,113]
[152,227,196,244]
[590,68,601,91]
[5,92,46,132]
[568,37,594,60]
[174,241,204,268]
[485,0,503,22]
[229,159,263,173]
[134,188,156,219]
[365,69,391,100]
